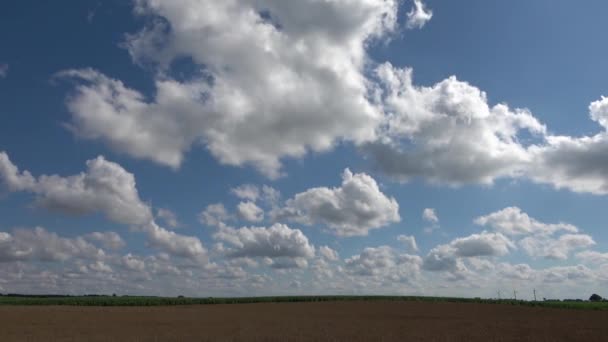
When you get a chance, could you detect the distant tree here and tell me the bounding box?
[178,295,184,298]
[112,293,117,297]
[589,293,603,302]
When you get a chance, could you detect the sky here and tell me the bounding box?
[1,0,608,300]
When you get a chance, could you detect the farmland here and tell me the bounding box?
[1,298,608,341]
[1,294,608,310]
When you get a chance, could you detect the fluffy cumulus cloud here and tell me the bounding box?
[519,234,595,261]
[156,208,180,228]
[345,246,422,282]
[85,231,126,250]
[526,96,608,195]
[318,246,339,261]
[576,251,608,265]
[0,151,207,263]
[213,223,315,268]
[236,201,264,222]
[474,207,577,236]
[405,0,433,29]
[54,0,608,196]
[422,232,514,273]
[231,184,260,202]
[366,64,546,185]
[58,0,401,178]
[199,203,231,227]
[273,169,400,236]
[0,227,105,263]
[0,151,152,226]
[366,63,608,194]
[422,208,438,224]
[397,235,418,253]
[449,232,515,257]
[476,207,594,260]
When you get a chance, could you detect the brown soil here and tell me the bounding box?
[1,301,606,341]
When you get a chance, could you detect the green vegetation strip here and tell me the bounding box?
[0,295,607,310]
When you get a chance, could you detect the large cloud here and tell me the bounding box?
[0,151,207,263]
[368,68,608,194]
[526,96,608,195]
[344,246,422,283]
[474,207,577,236]
[422,232,514,273]
[0,227,105,263]
[236,201,264,223]
[519,234,595,261]
[0,151,152,226]
[55,1,608,196]
[213,223,315,268]
[476,207,594,260]
[273,169,400,236]
[366,63,546,185]
[449,232,515,257]
[59,0,400,178]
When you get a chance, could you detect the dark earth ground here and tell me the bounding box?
[1,301,607,341]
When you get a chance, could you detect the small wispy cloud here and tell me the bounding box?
[0,64,8,78]
[406,0,433,29]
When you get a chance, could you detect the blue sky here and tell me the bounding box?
[1,0,608,299]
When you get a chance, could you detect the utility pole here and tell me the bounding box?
[533,289,537,301]
[497,290,501,300]
[513,290,517,300]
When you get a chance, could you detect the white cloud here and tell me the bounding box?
[318,246,339,261]
[397,235,418,253]
[422,208,438,224]
[53,0,608,196]
[541,265,594,284]
[88,261,113,273]
[475,207,594,260]
[231,184,260,202]
[0,152,36,192]
[422,232,514,273]
[497,263,535,281]
[345,246,422,280]
[59,0,400,178]
[576,251,608,265]
[0,151,153,226]
[367,63,546,186]
[261,185,281,206]
[273,169,400,237]
[120,253,146,272]
[519,234,595,260]
[474,207,577,236]
[590,96,608,128]
[422,245,464,273]
[86,231,126,250]
[213,223,315,266]
[526,98,608,194]
[369,68,608,196]
[450,232,515,257]
[199,203,231,227]
[0,151,207,263]
[156,208,180,228]
[236,201,264,223]
[405,0,433,29]
[145,222,207,262]
[0,227,105,263]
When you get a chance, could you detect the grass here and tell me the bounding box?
[0,294,607,310]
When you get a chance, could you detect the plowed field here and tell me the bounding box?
[1,301,606,341]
